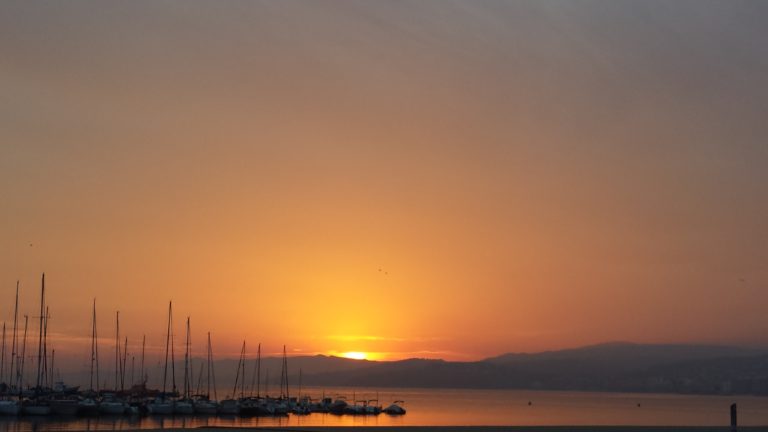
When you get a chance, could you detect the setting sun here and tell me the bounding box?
[341,351,368,360]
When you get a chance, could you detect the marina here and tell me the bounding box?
[0,276,405,422]
[0,276,403,421]
[1,387,768,431]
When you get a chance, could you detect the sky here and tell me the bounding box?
[1,0,768,369]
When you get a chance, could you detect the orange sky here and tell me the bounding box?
[1,1,767,367]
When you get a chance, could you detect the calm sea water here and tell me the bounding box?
[2,387,768,431]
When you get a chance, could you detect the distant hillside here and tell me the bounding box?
[299,343,768,395]
[486,342,759,366]
[56,343,768,396]
[483,342,761,377]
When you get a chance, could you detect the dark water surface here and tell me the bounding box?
[1,387,767,431]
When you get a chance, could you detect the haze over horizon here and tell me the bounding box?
[2,0,767,366]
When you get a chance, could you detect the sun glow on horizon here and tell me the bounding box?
[340,351,368,360]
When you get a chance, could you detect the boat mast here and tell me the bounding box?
[19,315,28,394]
[42,307,49,388]
[45,308,52,387]
[256,343,261,398]
[121,336,128,391]
[50,348,55,384]
[170,303,176,395]
[35,273,45,392]
[1,322,5,384]
[162,301,171,395]
[207,332,217,401]
[241,342,246,398]
[140,334,146,385]
[280,345,289,399]
[206,333,211,399]
[183,316,191,399]
[232,340,245,399]
[9,282,18,387]
[115,311,120,391]
[90,299,99,392]
[250,342,261,397]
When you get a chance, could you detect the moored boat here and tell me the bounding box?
[23,399,51,416]
[238,397,258,416]
[194,332,219,415]
[193,398,219,415]
[99,398,126,415]
[147,397,174,415]
[174,398,194,415]
[125,404,141,416]
[77,398,99,416]
[50,398,80,416]
[218,398,240,415]
[0,399,21,416]
[383,400,406,415]
[365,399,382,415]
[329,397,348,414]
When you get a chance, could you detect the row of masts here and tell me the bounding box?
[228,340,288,400]
[1,276,291,401]
[0,275,406,418]
[0,277,54,394]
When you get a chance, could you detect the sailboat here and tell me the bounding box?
[48,309,80,416]
[23,274,51,416]
[291,369,310,415]
[194,332,219,415]
[148,301,175,415]
[272,345,290,415]
[193,332,219,414]
[173,317,194,414]
[0,398,20,416]
[79,299,101,416]
[0,282,21,416]
[218,340,245,415]
[99,311,127,415]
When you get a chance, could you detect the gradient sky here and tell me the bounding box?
[1,0,768,367]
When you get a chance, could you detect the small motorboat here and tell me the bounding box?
[383,400,406,415]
